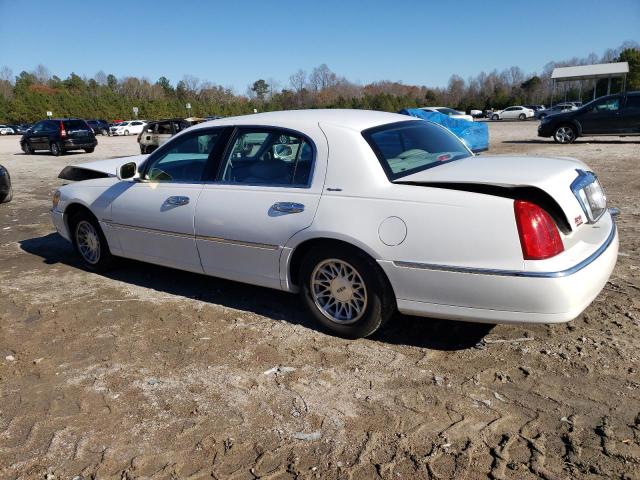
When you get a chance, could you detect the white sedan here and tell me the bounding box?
[51,110,617,338]
[110,120,147,136]
[420,107,474,122]
[491,106,535,120]
[0,125,15,135]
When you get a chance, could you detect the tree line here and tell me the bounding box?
[0,41,638,123]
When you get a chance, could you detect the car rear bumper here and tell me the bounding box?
[62,139,97,150]
[379,223,618,324]
[51,209,71,242]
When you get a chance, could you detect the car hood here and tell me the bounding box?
[58,155,148,181]
[394,154,592,232]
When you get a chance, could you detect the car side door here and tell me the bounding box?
[194,126,328,290]
[25,121,46,149]
[108,128,227,273]
[578,97,622,134]
[619,95,640,134]
[502,107,516,119]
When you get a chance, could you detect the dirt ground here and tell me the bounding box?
[0,122,639,480]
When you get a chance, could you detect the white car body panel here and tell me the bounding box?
[110,120,147,136]
[421,107,474,122]
[494,106,535,120]
[52,109,617,326]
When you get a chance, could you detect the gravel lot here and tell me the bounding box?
[1,122,639,479]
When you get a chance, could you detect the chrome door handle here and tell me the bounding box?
[271,202,305,214]
[166,196,190,206]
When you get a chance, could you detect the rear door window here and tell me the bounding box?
[217,128,314,187]
[63,120,90,130]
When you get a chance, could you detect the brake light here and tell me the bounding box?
[514,200,564,260]
[59,121,66,137]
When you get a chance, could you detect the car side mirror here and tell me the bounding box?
[117,162,137,180]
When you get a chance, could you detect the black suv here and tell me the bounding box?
[20,119,98,156]
[0,164,11,203]
[86,119,110,136]
[538,92,640,143]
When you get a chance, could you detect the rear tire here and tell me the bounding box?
[492,114,499,120]
[69,211,115,272]
[50,141,62,156]
[140,145,147,154]
[518,113,526,120]
[124,130,130,136]
[22,142,33,154]
[84,147,95,153]
[299,245,395,339]
[101,128,108,136]
[553,124,577,144]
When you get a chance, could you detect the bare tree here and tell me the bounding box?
[182,75,201,93]
[289,69,307,92]
[0,66,13,83]
[94,70,108,86]
[33,64,50,84]
[309,64,337,91]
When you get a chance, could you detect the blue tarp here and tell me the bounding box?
[398,109,489,153]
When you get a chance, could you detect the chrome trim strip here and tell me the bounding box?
[104,221,279,250]
[104,221,193,239]
[394,221,616,279]
[196,234,279,250]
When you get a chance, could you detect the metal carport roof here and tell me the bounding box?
[551,62,629,81]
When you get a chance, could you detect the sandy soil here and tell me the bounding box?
[0,123,639,480]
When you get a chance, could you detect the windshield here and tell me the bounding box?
[118,122,129,127]
[362,121,472,181]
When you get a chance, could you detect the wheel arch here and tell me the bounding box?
[286,236,396,298]
[63,202,100,237]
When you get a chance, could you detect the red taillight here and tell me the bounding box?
[59,121,66,137]
[514,200,564,260]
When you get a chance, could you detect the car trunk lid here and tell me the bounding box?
[393,154,600,232]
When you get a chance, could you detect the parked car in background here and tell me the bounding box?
[87,119,110,136]
[420,107,474,122]
[52,109,616,339]
[538,91,640,143]
[20,118,97,156]
[491,106,534,120]
[524,105,546,112]
[0,125,15,135]
[535,103,578,120]
[110,120,147,136]
[138,118,193,154]
[0,164,11,203]
[469,109,484,118]
[8,124,30,135]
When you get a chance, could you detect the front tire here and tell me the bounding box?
[22,141,33,154]
[1,187,12,203]
[101,128,108,136]
[300,246,395,338]
[553,124,577,144]
[84,147,95,153]
[69,211,115,272]
[124,130,130,136]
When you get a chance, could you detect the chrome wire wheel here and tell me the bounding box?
[555,126,575,143]
[311,259,368,325]
[75,220,101,265]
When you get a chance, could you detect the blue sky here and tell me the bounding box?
[1,0,638,92]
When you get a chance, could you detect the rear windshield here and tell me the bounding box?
[63,120,90,130]
[362,121,471,180]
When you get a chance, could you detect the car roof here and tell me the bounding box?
[190,109,416,133]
